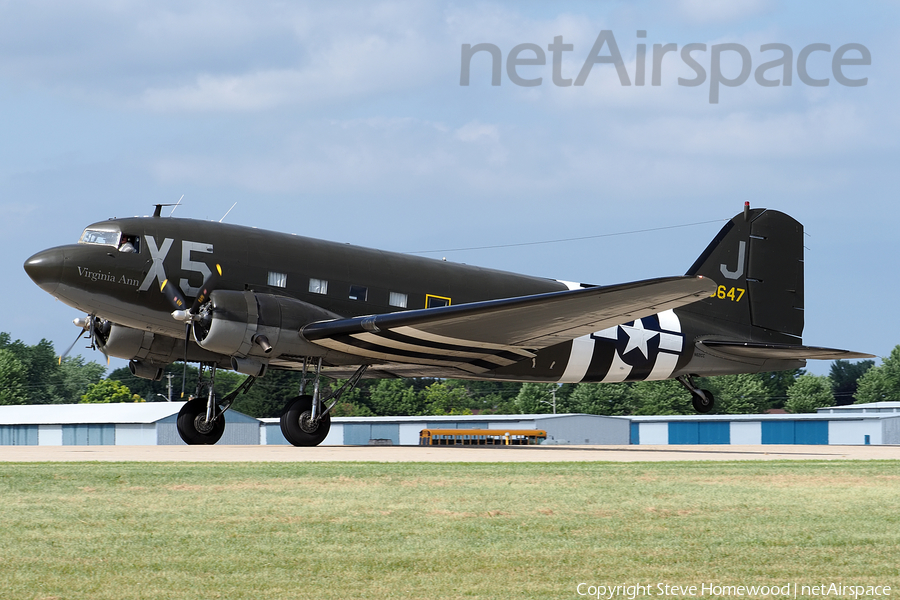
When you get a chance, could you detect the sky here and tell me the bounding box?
[2,0,896,377]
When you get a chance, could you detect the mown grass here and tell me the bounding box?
[0,461,897,599]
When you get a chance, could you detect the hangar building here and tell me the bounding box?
[628,411,900,446]
[1,402,898,446]
[0,403,260,446]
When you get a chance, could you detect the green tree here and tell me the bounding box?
[422,381,472,415]
[852,347,900,404]
[53,357,106,403]
[0,349,28,405]
[81,379,141,403]
[365,378,423,416]
[567,382,632,415]
[830,359,875,405]
[700,373,769,414]
[512,382,558,414]
[630,379,693,415]
[455,380,523,413]
[785,374,834,413]
[757,368,804,409]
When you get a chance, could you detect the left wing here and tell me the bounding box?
[301,275,715,373]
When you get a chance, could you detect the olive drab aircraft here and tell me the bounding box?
[24,203,871,446]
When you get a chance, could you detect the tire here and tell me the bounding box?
[692,389,715,414]
[280,395,331,447]
[177,398,225,445]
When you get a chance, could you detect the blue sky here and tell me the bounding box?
[3,0,895,376]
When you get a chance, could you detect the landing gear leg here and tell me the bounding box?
[676,375,715,414]
[280,360,368,447]
[176,362,258,445]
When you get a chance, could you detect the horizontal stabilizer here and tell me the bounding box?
[698,340,874,361]
[302,276,715,373]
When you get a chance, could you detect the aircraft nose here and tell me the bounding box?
[24,247,65,295]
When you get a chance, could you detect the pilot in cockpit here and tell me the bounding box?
[119,235,138,253]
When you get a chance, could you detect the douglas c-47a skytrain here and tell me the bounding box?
[24,203,871,446]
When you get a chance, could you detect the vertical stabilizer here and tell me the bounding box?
[682,207,804,341]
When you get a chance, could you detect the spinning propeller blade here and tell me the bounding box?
[58,324,88,364]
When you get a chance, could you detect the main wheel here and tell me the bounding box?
[280,395,331,447]
[177,398,225,445]
[692,389,715,414]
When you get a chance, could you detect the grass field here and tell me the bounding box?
[0,461,898,600]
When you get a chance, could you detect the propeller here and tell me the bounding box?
[60,316,110,365]
[160,265,222,398]
[58,318,90,364]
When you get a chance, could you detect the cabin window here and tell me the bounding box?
[349,285,368,301]
[309,278,328,295]
[389,292,408,308]
[425,294,451,308]
[268,272,287,288]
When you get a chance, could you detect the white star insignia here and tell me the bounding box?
[619,320,659,359]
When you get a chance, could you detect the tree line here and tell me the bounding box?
[2,331,898,418]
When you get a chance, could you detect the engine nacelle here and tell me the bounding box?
[192,290,338,358]
[101,322,151,360]
[98,322,221,364]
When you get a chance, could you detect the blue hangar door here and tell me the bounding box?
[668,422,730,445]
[761,421,828,445]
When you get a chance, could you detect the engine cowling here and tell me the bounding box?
[191,290,338,358]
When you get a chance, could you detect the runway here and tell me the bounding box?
[1,444,897,462]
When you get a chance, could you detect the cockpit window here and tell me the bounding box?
[80,229,121,246]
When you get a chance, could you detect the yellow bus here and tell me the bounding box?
[419,429,547,446]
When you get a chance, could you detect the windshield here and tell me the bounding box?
[79,228,121,246]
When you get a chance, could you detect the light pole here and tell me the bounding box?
[538,384,558,414]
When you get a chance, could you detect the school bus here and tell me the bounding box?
[418,429,547,446]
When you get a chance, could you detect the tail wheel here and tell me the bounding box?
[280,395,331,447]
[692,389,715,414]
[177,398,225,445]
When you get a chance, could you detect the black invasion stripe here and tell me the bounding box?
[494,350,530,363]
[470,359,501,371]
[583,338,616,383]
[328,334,487,365]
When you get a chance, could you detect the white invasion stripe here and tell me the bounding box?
[392,326,535,357]
[555,279,582,290]
[657,309,681,332]
[311,338,489,373]
[351,332,510,362]
[602,351,633,383]
[646,352,679,381]
[558,335,595,383]
[658,331,683,353]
